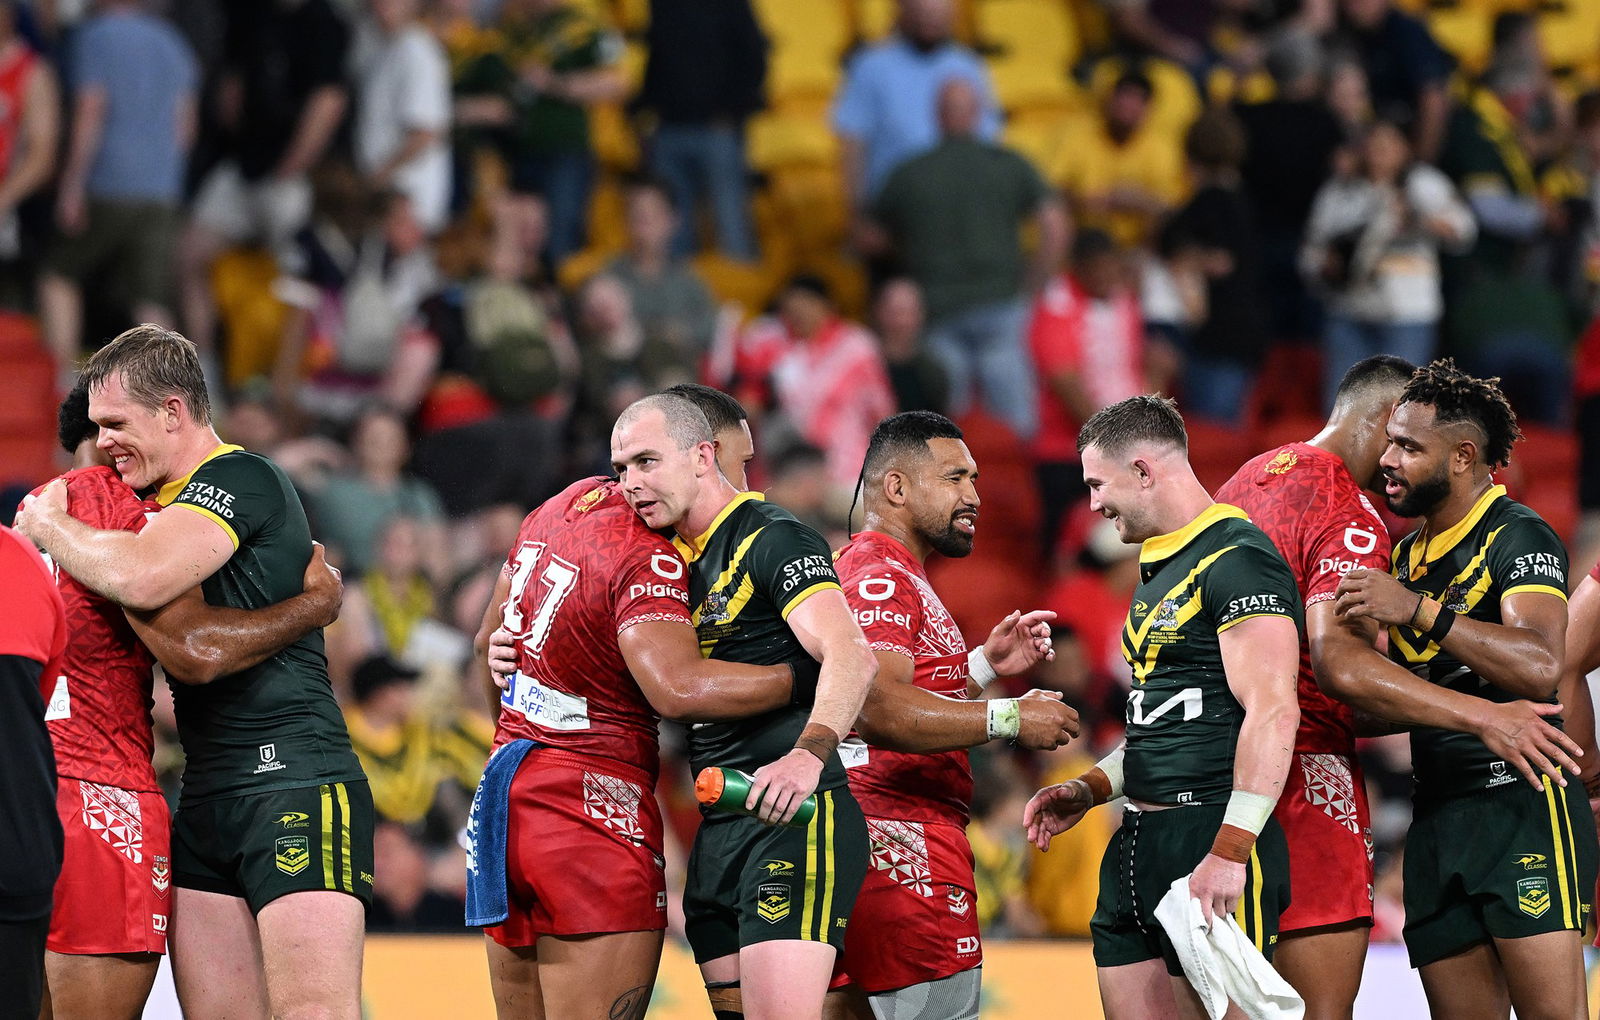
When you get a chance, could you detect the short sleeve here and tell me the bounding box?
[1301,497,1390,609]
[612,540,693,634]
[1010,149,1050,213]
[748,519,843,620]
[839,566,922,660]
[1488,518,1569,602]
[70,23,112,91]
[168,454,284,550]
[1202,539,1302,633]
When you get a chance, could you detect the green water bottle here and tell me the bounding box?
[695,767,817,828]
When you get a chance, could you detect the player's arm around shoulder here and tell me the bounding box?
[126,542,344,685]
[15,456,258,610]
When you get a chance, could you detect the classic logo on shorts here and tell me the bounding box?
[947,886,971,918]
[1516,853,1548,871]
[152,856,170,896]
[1517,877,1551,918]
[1265,450,1298,475]
[275,812,310,829]
[274,836,310,876]
[254,744,286,775]
[759,859,795,877]
[757,883,791,924]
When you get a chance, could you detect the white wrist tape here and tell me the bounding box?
[1096,746,1126,801]
[985,698,1020,741]
[1222,790,1276,836]
[967,646,998,690]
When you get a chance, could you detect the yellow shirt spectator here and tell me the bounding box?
[1025,750,1117,936]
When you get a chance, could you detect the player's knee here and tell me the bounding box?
[707,979,743,1019]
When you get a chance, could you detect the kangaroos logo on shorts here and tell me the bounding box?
[1517,877,1551,918]
[757,883,791,924]
[274,836,309,877]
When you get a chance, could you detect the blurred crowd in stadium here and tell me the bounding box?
[1,0,1599,946]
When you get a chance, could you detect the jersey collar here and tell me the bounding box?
[672,491,765,563]
[1407,483,1507,579]
[1139,503,1249,566]
[155,443,244,507]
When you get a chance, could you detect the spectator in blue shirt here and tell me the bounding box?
[37,0,197,377]
[831,0,1000,218]
[1335,0,1454,161]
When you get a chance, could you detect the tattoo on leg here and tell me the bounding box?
[610,985,649,1020]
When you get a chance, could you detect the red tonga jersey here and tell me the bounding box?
[25,467,161,793]
[1215,443,1392,755]
[492,476,693,781]
[834,530,974,827]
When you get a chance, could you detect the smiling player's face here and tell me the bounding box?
[903,438,980,558]
[89,375,175,493]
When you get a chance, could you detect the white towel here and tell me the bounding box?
[1153,876,1306,1020]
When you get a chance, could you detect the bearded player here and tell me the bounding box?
[26,384,345,1020]
[1215,356,1584,1019]
[831,411,1076,1019]
[1336,361,1598,1019]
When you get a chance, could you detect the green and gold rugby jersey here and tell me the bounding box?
[1122,504,1302,805]
[672,493,848,792]
[157,445,365,805]
[1389,485,1568,800]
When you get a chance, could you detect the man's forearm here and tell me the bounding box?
[1436,616,1561,699]
[30,513,166,609]
[854,679,986,753]
[806,640,875,740]
[127,589,331,685]
[1324,646,1490,734]
[1231,698,1296,801]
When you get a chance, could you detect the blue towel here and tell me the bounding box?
[465,738,538,927]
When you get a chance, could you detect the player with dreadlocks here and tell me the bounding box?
[1334,359,1598,1019]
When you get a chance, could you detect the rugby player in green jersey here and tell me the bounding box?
[15,326,369,1019]
[1334,361,1598,1020]
[611,393,877,1020]
[1023,395,1302,1020]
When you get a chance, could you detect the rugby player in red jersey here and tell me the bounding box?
[1215,356,1582,1019]
[830,411,1077,1019]
[469,438,829,1018]
[28,384,343,1020]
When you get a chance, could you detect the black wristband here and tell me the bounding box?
[788,656,821,707]
[1426,605,1456,643]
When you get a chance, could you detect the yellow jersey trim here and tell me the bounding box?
[1503,584,1568,602]
[1406,484,1506,580]
[673,491,766,563]
[780,581,842,621]
[1216,611,1291,635]
[156,443,245,507]
[1139,503,1249,565]
[167,501,240,550]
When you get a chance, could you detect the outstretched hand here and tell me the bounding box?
[983,610,1058,676]
[1022,780,1092,851]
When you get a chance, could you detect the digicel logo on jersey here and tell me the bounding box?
[1317,557,1366,576]
[630,581,688,601]
[856,607,913,628]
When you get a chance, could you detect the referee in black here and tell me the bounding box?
[0,522,67,1018]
